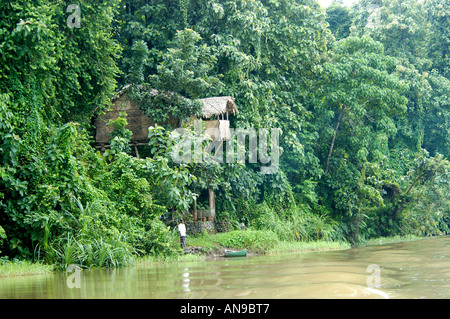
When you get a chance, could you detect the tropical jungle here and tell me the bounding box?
[0,0,449,271]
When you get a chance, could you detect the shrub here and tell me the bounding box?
[249,203,345,242]
[134,218,180,256]
[0,226,6,255]
[49,232,135,269]
[250,203,295,241]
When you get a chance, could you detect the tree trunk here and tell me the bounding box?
[350,208,362,244]
[325,105,346,176]
[193,197,197,221]
[406,171,427,196]
[208,189,215,221]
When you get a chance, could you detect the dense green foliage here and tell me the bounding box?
[1,0,449,267]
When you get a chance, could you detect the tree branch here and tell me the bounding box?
[405,171,428,196]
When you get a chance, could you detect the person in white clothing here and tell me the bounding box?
[178,219,186,248]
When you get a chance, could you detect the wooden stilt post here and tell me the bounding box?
[208,188,215,221]
[193,197,197,221]
[134,144,140,159]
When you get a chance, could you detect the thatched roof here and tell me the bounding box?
[199,96,238,118]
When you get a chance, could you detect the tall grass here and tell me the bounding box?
[249,203,346,242]
[360,234,421,247]
[215,230,280,253]
[0,259,54,277]
[46,233,135,269]
[137,253,205,265]
[268,240,351,254]
[186,230,350,255]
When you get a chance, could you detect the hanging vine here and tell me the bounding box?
[180,0,189,27]
[129,85,202,125]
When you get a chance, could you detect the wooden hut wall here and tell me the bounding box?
[94,94,179,146]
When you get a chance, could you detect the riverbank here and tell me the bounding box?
[147,230,352,262]
[2,236,449,299]
[0,259,55,277]
[0,238,351,276]
[0,233,431,277]
[135,237,351,265]
[360,235,422,246]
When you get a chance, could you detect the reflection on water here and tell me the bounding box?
[182,267,190,293]
[1,237,450,299]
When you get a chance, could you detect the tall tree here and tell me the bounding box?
[351,0,449,158]
[318,36,408,176]
[326,0,352,40]
[315,36,408,241]
[426,0,450,78]
[0,0,122,258]
[0,0,121,124]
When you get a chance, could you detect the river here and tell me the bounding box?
[1,236,449,299]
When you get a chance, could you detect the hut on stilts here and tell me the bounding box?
[93,85,238,229]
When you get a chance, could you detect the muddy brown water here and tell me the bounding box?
[1,236,449,299]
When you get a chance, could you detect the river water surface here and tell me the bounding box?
[1,236,449,299]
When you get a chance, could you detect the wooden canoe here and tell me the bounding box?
[224,249,247,257]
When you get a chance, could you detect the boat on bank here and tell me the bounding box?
[224,249,247,257]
